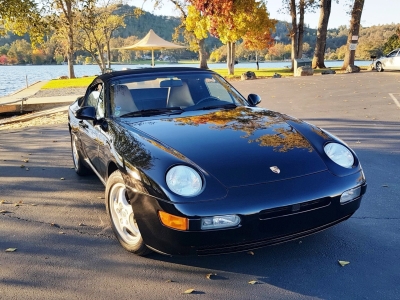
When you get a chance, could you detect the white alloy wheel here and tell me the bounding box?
[105,170,151,255]
[109,182,141,245]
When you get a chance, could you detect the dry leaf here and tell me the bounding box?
[206,273,217,279]
[59,231,65,235]
[248,280,258,285]
[247,251,255,255]
[5,248,17,252]
[0,210,11,213]
[23,159,29,163]
[183,289,195,294]
[60,177,65,180]
[338,260,350,267]
[0,200,5,204]
[31,204,37,206]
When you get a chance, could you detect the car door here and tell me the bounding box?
[78,82,104,173]
[392,49,400,70]
[383,49,399,70]
[92,84,111,180]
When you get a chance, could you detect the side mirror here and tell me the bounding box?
[75,106,96,121]
[247,94,261,106]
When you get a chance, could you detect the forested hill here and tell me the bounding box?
[0,4,399,57]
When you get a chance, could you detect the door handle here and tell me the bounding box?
[79,121,88,129]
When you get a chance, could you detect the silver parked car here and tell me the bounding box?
[374,48,400,72]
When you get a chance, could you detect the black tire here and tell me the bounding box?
[70,133,92,176]
[376,62,384,72]
[105,170,152,256]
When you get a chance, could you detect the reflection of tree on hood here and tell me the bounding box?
[110,123,154,170]
[168,107,315,152]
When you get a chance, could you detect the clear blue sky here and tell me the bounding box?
[139,0,400,29]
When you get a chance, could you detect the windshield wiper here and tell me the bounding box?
[194,103,237,111]
[120,107,185,117]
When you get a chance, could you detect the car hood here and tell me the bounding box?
[122,107,328,187]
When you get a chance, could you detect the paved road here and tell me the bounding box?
[1,72,399,299]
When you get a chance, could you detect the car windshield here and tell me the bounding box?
[109,72,247,117]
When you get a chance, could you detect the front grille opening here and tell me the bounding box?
[259,197,331,220]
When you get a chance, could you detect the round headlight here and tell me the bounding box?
[166,165,202,197]
[324,143,354,168]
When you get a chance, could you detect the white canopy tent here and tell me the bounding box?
[118,29,186,66]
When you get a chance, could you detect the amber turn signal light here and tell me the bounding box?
[158,211,188,231]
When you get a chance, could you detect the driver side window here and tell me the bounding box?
[85,83,104,119]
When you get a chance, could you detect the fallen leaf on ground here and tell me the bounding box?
[5,248,17,252]
[23,159,29,163]
[60,177,65,180]
[206,273,217,279]
[0,210,11,213]
[248,280,259,285]
[31,204,37,206]
[183,289,195,294]
[338,260,350,267]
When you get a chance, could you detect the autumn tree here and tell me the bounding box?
[0,0,45,44]
[47,0,85,78]
[189,0,275,75]
[312,0,332,68]
[176,4,210,69]
[76,0,127,73]
[342,0,365,70]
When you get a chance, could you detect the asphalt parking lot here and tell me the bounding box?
[1,71,399,300]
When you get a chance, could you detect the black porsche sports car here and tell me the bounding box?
[68,67,367,256]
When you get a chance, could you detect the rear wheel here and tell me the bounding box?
[105,170,151,256]
[376,62,384,72]
[70,133,92,175]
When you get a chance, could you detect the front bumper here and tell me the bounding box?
[128,170,366,255]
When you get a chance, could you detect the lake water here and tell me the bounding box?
[0,60,372,97]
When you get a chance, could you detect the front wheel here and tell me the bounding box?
[105,170,152,256]
[376,62,384,72]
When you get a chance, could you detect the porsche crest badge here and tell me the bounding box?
[270,166,281,174]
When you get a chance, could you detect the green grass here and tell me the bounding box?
[214,67,294,78]
[41,76,96,89]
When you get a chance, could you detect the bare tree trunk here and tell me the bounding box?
[255,52,259,70]
[198,39,208,69]
[297,0,305,59]
[227,41,235,75]
[342,0,365,70]
[106,41,111,69]
[289,0,298,71]
[312,0,332,69]
[66,1,75,78]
